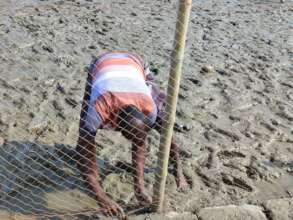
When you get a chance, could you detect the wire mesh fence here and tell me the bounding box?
[0,0,191,218]
[2,0,292,219]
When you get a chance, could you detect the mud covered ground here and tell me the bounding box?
[0,0,292,219]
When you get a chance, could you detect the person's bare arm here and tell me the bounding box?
[76,130,124,217]
[77,71,124,217]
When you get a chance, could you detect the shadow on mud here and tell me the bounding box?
[0,141,151,217]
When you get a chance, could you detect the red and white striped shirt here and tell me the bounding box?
[84,52,157,131]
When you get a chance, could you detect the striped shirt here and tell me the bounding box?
[83,52,157,132]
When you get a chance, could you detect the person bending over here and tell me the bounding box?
[76,51,188,217]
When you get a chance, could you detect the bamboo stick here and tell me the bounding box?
[152,0,192,213]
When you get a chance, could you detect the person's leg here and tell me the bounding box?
[153,116,188,189]
[117,106,152,206]
[131,135,152,206]
[169,137,189,189]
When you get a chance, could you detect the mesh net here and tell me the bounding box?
[1,0,292,219]
[0,0,189,218]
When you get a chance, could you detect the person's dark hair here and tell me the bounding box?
[117,106,153,132]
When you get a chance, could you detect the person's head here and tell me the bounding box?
[116,106,153,140]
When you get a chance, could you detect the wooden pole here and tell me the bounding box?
[152,0,192,213]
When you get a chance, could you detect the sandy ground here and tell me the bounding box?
[0,0,293,219]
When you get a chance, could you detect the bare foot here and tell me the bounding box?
[176,174,189,191]
[135,189,152,206]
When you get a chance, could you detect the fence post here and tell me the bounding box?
[152,0,192,213]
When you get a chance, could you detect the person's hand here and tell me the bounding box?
[99,197,125,218]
